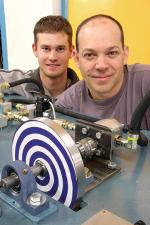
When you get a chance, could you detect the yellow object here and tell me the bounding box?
[82,209,132,225]
[68,0,150,79]
[0,81,10,90]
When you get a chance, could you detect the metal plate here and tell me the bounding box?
[85,157,120,192]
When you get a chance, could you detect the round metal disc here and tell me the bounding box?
[12,118,85,208]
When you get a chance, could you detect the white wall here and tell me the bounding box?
[3,0,61,70]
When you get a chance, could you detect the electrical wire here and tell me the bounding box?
[54,105,99,122]
[48,100,56,119]
[129,90,150,146]
[9,78,45,95]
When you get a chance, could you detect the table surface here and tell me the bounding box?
[0,118,149,225]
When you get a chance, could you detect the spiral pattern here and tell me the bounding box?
[12,120,78,208]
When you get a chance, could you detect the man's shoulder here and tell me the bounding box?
[57,80,85,99]
[127,64,150,91]
[55,80,85,107]
[67,67,79,84]
[65,80,84,92]
[128,63,150,74]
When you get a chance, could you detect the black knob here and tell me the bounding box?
[134,220,146,225]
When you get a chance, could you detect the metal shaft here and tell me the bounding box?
[76,137,97,159]
[0,173,19,188]
[0,161,46,189]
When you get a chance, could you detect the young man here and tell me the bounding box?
[0,15,79,100]
[55,14,150,129]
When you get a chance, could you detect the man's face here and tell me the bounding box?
[74,18,129,100]
[32,32,73,79]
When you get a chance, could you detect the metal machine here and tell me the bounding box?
[0,114,140,222]
[0,85,149,224]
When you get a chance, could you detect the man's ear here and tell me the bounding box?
[69,45,75,59]
[123,45,129,65]
[73,49,80,68]
[32,43,37,57]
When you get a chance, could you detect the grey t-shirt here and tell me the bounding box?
[55,64,150,130]
[0,67,79,100]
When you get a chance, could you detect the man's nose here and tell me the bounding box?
[48,50,57,61]
[95,55,108,69]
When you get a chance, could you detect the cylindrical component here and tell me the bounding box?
[0,173,19,188]
[76,137,97,159]
[127,133,139,149]
[0,161,45,189]
[54,119,76,131]
[31,161,47,177]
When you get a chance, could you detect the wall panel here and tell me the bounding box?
[0,0,61,69]
[68,0,150,78]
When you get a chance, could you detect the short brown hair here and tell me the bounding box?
[34,15,73,47]
[76,14,124,51]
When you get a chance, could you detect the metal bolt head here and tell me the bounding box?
[82,127,88,135]
[22,168,28,175]
[29,192,42,206]
[95,149,102,156]
[107,161,117,170]
[96,132,102,139]
[43,111,50,118]
[84,167,92,178]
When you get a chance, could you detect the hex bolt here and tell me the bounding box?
[81,127,88,135]
[84,167,92,178]
[95,149,102,156]
[108,161,117,170]
[29,192,42,206]
[43,111,50,118]
[96,132,102,139]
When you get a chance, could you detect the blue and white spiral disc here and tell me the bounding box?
[12,118,84,208]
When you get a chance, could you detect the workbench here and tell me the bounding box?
[0,117,149,225]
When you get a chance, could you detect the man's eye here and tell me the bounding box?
[83,53,95,60]
[107,51,119,57]
[57,47,65,52]
[42,47,49,52]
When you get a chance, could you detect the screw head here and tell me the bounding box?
[96,132,101,139]
[22,168,28,175]
[82,127,88,135]
[29,192,42,206]
[108,161,117,170]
